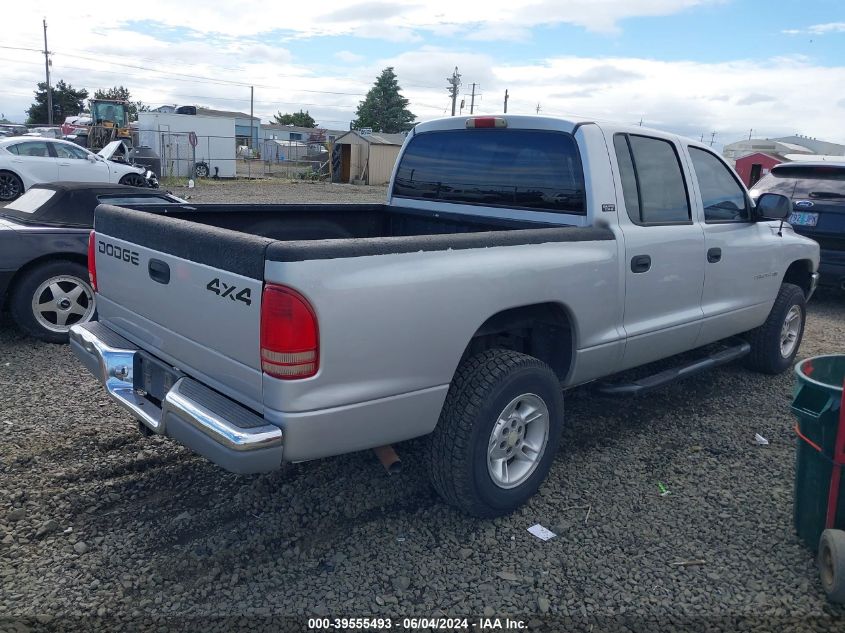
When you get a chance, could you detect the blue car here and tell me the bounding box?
[751,162,845,291]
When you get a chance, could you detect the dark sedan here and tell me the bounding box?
[751,162,845,291]
[0,182,185,342]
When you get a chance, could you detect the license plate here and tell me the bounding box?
[134,352,182,402]
[788,211,819,227]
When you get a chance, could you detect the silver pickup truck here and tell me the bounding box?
[71,115,819,517]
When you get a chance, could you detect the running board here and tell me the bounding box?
[595,339,751,396]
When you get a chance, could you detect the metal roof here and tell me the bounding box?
[195,107,259,120]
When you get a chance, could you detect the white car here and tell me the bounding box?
[0,137,155,201]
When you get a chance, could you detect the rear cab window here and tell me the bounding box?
[392,129,586,215]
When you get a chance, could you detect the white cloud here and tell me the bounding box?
[2,1,844,147]
[335,51,366,64]
[783,22,845,35]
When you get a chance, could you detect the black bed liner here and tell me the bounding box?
[95,203,615,279]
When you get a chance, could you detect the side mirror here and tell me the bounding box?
[86,154,98,162]
[755,193,791,220]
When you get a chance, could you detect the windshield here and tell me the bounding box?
[92,102,127,127]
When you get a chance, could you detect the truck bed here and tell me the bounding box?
[95,202,611,277]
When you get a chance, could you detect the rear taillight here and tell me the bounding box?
[260,284,318,379]
[87,231,97,291]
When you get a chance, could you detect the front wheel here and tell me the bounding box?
[744,283,806,374]
[427,349,564,517]
[119,172,148,188]
[10,260,96,343]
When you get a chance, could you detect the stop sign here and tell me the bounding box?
[188,131,198,147]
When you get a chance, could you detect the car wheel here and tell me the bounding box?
[119,172,148,188]
[194,162,210,178]
[427,349,564,518]
[0,171,23,201]
[10,260,96,343]
[744,283,806,374]
[819,529,845,604]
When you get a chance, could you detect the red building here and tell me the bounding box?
[734,152,784,187]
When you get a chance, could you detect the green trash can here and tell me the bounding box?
[791,355,845,551]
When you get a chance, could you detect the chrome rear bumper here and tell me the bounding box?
[69,321,283,473]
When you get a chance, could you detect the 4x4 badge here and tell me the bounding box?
[206,278,252,306]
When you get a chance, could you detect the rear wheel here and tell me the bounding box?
[745,283,806,374]
[427,349,564,517]
[119,172,147,188]
[819,529,845,604]
[10,260,96,343]
[0,171,23,201]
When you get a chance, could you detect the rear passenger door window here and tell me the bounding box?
[688,147,750,222]
[613,134,691,224]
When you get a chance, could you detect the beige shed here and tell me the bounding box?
[332,130,406,185]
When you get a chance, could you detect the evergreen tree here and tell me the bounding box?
[273,109,317,128]
[26,80,88,124]
[351,67,415,133]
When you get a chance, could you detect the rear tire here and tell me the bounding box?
[744,283,806,374]
[0,171,23,201]
[819,529,845,604]
[427,349,564,518]
[10,260,96,343]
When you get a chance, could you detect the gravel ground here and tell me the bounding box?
[1,180,845,632]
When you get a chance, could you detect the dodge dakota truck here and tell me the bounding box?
[70,115,819,517]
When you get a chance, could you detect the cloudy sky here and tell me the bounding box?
[2,0,845,147]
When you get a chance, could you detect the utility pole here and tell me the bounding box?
[469,83,477,114]
[536,103,541,114]
[710,131,717,147]
[503,89,509,113]
[638,118,643,127]
[43,19,53,125]
[447,67,461,116]
[700,133,705,142]
[748,128,753,140]
[249,85,254,179]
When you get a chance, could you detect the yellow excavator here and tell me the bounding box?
[71,99,133,151]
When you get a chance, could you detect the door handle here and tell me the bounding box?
[707,247,722,263]
[148,259,170,284]
[630,255,651,273]
[59,162,70,166]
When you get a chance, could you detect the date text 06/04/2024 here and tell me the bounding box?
[307,617,528,630]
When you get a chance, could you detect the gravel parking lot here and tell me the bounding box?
[1,180,844,632]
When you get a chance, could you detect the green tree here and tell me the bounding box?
[26,80,88,124]
[93,86,148,121]
[351,67,415,133]
[272,109,316,128]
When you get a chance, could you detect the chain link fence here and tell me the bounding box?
[1,123,330,182]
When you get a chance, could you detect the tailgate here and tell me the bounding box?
[93,205,272,412]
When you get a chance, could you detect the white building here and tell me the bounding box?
[137,111,237,178]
